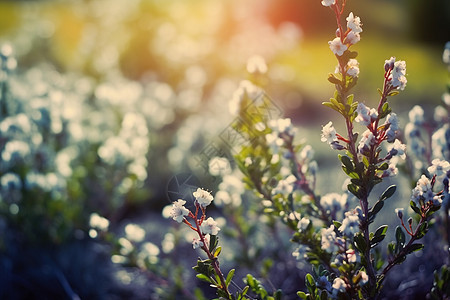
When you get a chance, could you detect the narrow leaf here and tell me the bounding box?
[380,185,396,201]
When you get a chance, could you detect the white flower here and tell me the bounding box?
[299,145,314,162]
[345,31,360,45]
[387,139,406,159]
[89,213,110,231]
[321,0,335,7]
[339,209,360,236]
[412,175,435,204]
[444,41,450,64]
[320,193,347,215]
[193,188,214,207]
[328,37,348,56]
[359,271,368,285]
[209,157,231,176]
[332,278,347,296]
[170,199,190,223]
[346,12,363,33]
[385,113,399,142]
[384,57,396,71]
[272,175,297,195]
[434,106,447,123]
[428,159,450,177]
[391,60,407,90]
[346,59,360,77]
[382,163,398,178]
[268,118,295,136]
[321,121,338,143]
[321,225,339,253]
[346,249,359,263]
[292,245,309,260]
[297,217,311,232]
[246,55,268,74]
[125,223,146,242]
[201,217,221,235]
[192,237,204,249]
[355,103,377,127]
[358,130,377,154]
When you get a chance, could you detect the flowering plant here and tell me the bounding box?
[169,0,449,299]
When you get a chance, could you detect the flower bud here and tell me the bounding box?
[395,208,403,219]
[336,28,341,37]
[408,217,413,225]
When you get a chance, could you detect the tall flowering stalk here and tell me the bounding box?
[168,1,446,299]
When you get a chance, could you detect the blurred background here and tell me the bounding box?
[0,0,448,299]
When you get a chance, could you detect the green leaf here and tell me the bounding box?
[377,88,383,96]
[374,225,388,238]
[354,233,367,252]
[339,155,354,172]
[370,201,384,218]
[416,222,428,239]
[305,273,316,289]
[380,185,396,201]
[226,269,235,287]
[322,101,340,113]
[406,243,424,254]
[209,235,218,252]
[388,91,400,97]
[297,291,307,299]
[410,201,421,214]
[395,226,405,252]
[328,73,341,84]
[214,246,222,258]
[196,274,212,283]
[348,183,360,198]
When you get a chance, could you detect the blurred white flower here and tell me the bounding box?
[125,223,146,242]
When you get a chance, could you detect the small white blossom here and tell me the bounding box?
[339,209,360,236]
[246,55,268,74]
[292,245,309,260]
[268,118,296,137]
[193,188,214,207]
[125,223,146,242]
[320,193,347,215]
[346,12,363,33]
[332,278,347,297]
[355,103,377,127]
[321,225,343,253]
[411,175,438,204]
[297,217,311,232]
[391,60,407,90]
[209,157,231,176]
[328,37,348,56]
[299,145,315,162]
[170,199,190,223]
[359,271,369,285]
[192,237,204,249]
[386,139,406,159]
[358,130,377,154]
[321,0,335,7]
[346,59,360,77]
[434,106,447,123]
[443,41,450,64]
[273,175,297,195]
[428,159,450,178]
[89,213,110,231]
[321,121,338,144]
[201,217,221,235]
[382,162,398,178]
[345,31,360,45]
[385,113,399,142]
[384,57,396,71]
